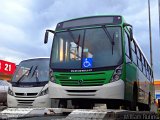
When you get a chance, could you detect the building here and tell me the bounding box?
[154,80,160,107]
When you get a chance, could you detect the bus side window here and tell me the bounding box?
[131,41,137,65]
[148,68,151,81]
[124,31,131,62]
[137,48,142,71]
[142,57,145,74]
[146,65,150,80]
[151,72,154,83]
[144,60,147,76]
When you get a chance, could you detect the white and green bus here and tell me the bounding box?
[44,15,155,110]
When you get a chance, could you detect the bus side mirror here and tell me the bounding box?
[44,31,49,44]
[44,29,55,44]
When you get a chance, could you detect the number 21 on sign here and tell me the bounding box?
[5,63,11,71]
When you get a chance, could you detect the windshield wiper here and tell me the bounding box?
[67,29,76,43]
[67,29,81,45]
[67,29,81,59]
[31,66,40,83]
[76,34,80,54]
[16,66,33,84]
[102,25,115,55]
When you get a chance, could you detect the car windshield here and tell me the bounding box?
[51,26,122,70]
[12,58,49,83]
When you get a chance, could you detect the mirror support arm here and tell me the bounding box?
[46,29,55,34]
[123,23,133,41]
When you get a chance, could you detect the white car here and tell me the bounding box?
[0,80,9,105]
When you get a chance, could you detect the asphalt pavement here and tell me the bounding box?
[0,106,159,120]
[0,107,68,120]
[0,105,7,112]
[18,115,67,120]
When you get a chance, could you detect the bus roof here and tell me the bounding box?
[56,15,123,30]
[58,15,123,23]
[21,57,50,62]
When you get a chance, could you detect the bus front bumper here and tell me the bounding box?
[7,94,51,108]
[49,79,124,99]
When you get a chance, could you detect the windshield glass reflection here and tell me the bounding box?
[51,27,122,69]
[12,58,49,83]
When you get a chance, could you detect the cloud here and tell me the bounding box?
[0,23,27,44]
[0,46,26,64]
[0,0,34,28]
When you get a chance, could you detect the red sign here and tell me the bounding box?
[0,60,16,74]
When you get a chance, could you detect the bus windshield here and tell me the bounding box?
[12,58,49,83]
[51,26,122,70]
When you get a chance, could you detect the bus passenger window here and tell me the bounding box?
[137,48,142,71]
[124,31,131,63]
[124,32,130,57]
[131,41,137,65]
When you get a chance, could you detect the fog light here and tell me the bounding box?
[113,74,120,81]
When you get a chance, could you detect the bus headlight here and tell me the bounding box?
[111,65,122,82]
[8,87,14,96]
[39,88,48,96]
[50,76,55,83]
[113,74,120,81]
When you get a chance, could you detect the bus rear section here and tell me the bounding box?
[7,57,51,108]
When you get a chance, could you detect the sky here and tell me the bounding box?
[0,0,160,79]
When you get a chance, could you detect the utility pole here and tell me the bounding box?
[159,0,160,45]
[148,0,153,69]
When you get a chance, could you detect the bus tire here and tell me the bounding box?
[131,83,138,111]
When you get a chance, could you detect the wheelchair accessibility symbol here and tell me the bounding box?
[82,58,92,68]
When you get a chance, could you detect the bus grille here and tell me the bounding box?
[56,72,106,86]
[15,92,38,97]
[17,99,34,107]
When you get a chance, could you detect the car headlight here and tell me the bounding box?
[111,65,122,82]
[39,88,48,96]
[8,87,14,96]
